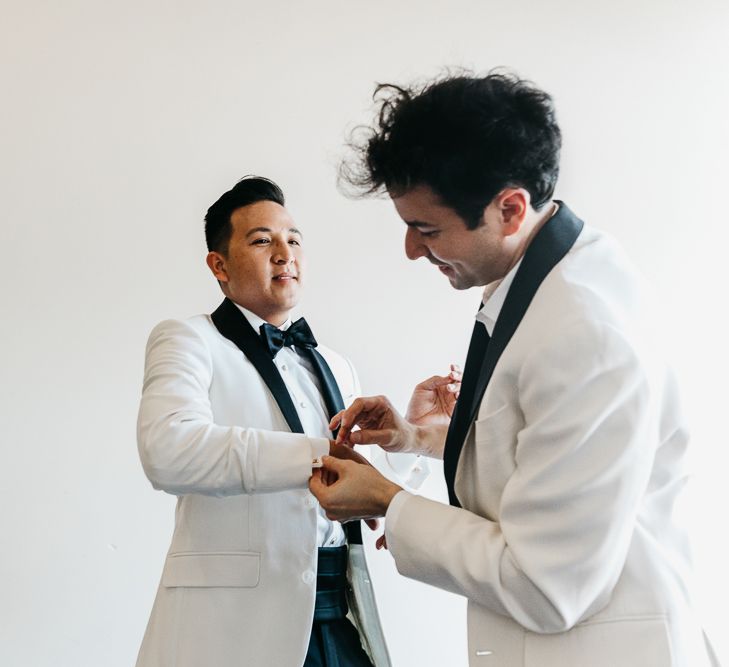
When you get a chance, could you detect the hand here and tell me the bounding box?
[405,364,462,426]
[319,441,379,531]
[309,456,402,523]
[330,395,417,454]
[329,441,373,466]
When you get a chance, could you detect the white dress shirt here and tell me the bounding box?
[235,304,345,547]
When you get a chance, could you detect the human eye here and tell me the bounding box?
[420,229,440,238]
[252,237,270,245]
[288,238,301,246]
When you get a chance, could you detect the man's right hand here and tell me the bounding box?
[330,396,417,454]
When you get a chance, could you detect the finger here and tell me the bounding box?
[333,398,378,443]
[375,534,388,550]
[320,455,348,474]
[328,409,345,431]
[365,518,379,531]
[450,363,461,373]
[349,429,395,446]
[330,443,373,467]
[308,471,328,500]
[416,374,454,390]
[322,467,336,486]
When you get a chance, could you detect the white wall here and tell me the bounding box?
[1,1,727,665]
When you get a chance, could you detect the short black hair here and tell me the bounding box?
[340,70,561,229]
[205,175,285,253]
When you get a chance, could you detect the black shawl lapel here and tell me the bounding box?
[302,347,363,544]
[210,299,363,543]
[211,298,305,434]
[303,348,345,423]
[444,203,584,507]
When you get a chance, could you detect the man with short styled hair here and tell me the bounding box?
[135,176,444,667]
[311,73,719,667]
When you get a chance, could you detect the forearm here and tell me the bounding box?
[138,318,326,496]
[138,414,324,496]
[385,494,596,634]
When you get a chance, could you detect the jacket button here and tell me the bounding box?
[302,570,315,585]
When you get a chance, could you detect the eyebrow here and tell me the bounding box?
[245,226,303,238]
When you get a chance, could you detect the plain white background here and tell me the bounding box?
[1,1,727,665]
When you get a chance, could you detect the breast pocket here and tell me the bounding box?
[472,404,521,463]
[162,551,260,588]
[458,405,522,512]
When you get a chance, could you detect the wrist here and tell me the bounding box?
[414,424,447,459]
[376,479,403,515]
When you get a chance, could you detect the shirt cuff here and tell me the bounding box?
[385,489,413,533]
[310,437,330,468]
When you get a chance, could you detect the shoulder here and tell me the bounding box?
[144,314,224,366]
[508,224,664,370]
[147,314,216,344]
[527,226,652,335]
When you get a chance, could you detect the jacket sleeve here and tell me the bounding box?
[385,318,661,633]
[137,319,326,497]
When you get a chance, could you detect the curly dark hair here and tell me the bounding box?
[205,175,285,253]
[340,70,561,229]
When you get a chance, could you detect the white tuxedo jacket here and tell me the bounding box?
[386,208,717,667]
[136,309,407,667]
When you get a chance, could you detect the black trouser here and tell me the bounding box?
[303,547,374,667]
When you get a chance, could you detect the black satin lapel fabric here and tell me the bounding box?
[303,347,362,545]
[211,298,305,435]
[443,321,490,506]
[304,348,345,424]
[211,299,363,544]
[443,203,585,507]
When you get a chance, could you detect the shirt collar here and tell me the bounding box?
[233,302,293,332]
[475,258,523,336]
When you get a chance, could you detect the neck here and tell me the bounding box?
[226,295,291,327]
[503,201,557,275]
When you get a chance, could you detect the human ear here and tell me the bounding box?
[206,251,229,283]
[496,189,529,236]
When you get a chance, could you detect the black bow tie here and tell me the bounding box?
[260,318,318,358]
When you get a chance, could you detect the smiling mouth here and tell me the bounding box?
[273,274,297,281]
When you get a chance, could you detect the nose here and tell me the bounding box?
[404,227,428,261]
[272,241,295,264]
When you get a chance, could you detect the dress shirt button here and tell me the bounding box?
[302,570,315,585]
[280,363,288,372]
[299,400,307,408]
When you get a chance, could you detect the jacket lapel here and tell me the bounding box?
[302,347,363,544]
[211,298,305,434]
[445,203,584,506]
[211,299,364,543]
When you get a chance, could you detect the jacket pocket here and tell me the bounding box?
[525,616,673,667]
[162,551,260,588]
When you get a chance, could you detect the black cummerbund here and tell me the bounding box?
[314,546,348,622]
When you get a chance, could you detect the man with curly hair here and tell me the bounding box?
[311,72,719,667]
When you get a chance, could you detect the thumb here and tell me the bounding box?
[321,455,348,474]
[309,468,326,496]
[350,429,395,447]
